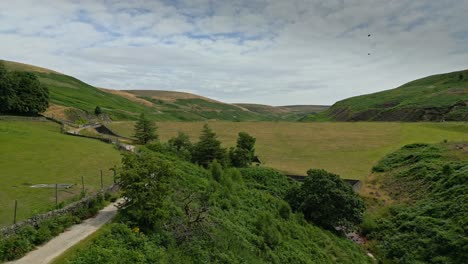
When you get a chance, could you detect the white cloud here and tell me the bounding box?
[0,0,467,105]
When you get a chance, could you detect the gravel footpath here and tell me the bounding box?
[8,199,123,264]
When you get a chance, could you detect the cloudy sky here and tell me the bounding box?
[1,0,467,105]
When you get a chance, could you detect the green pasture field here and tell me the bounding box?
[109,121,468,179]
[0,120,121,227]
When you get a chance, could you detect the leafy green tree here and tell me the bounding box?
[0,62,14,113]
[286,169,365,230]
[192,124,226,167]
[0,64,49,115]
[209,159,223,182]
[229,132,256,167]
[94,106,102,115]
[168,132,193,160]
[119,152,173,230]
[8,72,49,115]
[134,113,158,144]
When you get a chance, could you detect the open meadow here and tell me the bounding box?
[0,120,121,227]
[109,121,468,180]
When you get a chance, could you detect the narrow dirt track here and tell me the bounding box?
[8,199,123,264]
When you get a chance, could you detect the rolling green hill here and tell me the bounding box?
[235,103,329,120]
[363,142,468,263]
[122,90,281,121]
[1,60,313,122]
[307,69,468,121]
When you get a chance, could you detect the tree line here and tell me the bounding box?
[0,62,49,115]
[133,113,256,168]
[133,113,365,231]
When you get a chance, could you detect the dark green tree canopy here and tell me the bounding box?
[229,132,256,167]
[192,124,226,167]
[168,132,192,153]
[236,132,256,153]
[94,106,102,115]
[286,169,365,230]
[0,62,49,115]
[134,113,158,145]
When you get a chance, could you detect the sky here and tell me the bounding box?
[1,0,467,106]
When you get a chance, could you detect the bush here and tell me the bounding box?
[278,201,292,220]
[286,169,365,230]
[2,235,33,261]
[0,193,111,262]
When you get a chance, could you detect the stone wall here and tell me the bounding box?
[0,184,119,238]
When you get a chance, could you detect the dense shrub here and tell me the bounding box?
[0,62,49,115]
[62,151,371,264]
[286,169,365,230]
[367,143,468,263]
[0,193,109,262]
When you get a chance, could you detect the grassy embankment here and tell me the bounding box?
[0,120,121,227]
[108,121,468,179]
[361,142,468,263]
[308,69,468,121]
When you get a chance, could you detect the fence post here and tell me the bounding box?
[113,167,117,184]
[55,183,58,208]
[81,175,85,195]
[13,200,18,224]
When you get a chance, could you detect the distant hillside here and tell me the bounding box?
[2,60,161,121]
[236,103,329,120]
[122,90,275,121]
[1,60,307,122]
[307,69,468,121]
[280,105,330,114]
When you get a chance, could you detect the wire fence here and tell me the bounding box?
[0,169,118,228]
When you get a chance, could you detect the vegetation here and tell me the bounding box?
[286,169,365,230]
[94,106,102,115]
[61,150,372,263]
[133,113,158,144]
[0,62,49,115]
[363,143,468,263]
[229,132,256,167]
[0,193,112,262]
[307,69,468,121]
[0,120,121,226]
[191,124,227,167]
[108,121,468,179]
[2,60,313,122]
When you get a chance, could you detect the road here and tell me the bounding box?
[8,199,123,264]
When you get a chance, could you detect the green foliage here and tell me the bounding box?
[229,131,257,167]
[286,169,365,230]
[308,69,468,121]
[94,106,102,115]
[0,194,107,262]
[119,152,173,230]
[0,62,49,115]
[134,113,158,144]
[192,124,227,167]
[167,132,193,160]
[209,159,223,182]
[367,143,468,263]
[66,151,372,263]
[239,167,294,197]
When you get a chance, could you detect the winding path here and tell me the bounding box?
[8,199,123,264]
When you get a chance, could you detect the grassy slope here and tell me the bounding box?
[108,121,468,179]
[54,153,372,264]
[234,103,329,120]
[309,69,468,121]
[124,90,283,121]
[2,60,308,121]
[0,120,121,226]
[362,143,468,263]
[2,60,163,121]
